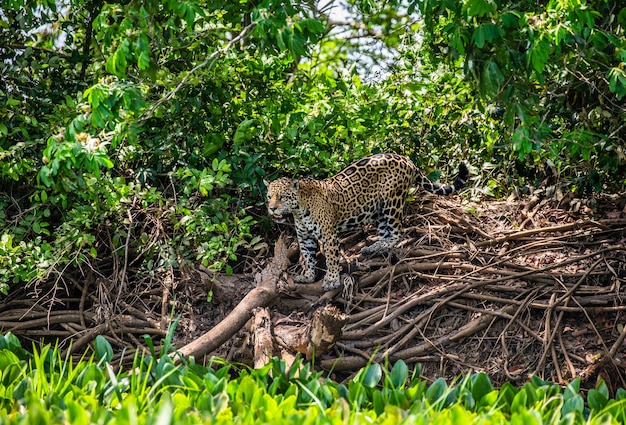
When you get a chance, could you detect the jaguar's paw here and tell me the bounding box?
[294,274,315,283]
[322,279,340,291]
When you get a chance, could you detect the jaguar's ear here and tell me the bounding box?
[291,180,299,190]
[263,179,270,189]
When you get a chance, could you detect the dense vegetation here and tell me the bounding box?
[1,0,625,309]
[1,2,625,419]
[0,332,625,424]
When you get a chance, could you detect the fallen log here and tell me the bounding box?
[175,235,289,362]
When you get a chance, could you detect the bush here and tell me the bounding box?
[1,334,625,424]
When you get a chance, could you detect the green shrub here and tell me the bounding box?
[1,334,626,424]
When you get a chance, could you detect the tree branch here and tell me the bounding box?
[140,22,257,122]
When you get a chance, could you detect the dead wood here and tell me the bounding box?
[253,307,274,368]
[310,196,626,391]
[274,313,310,355]
[307,304,349,360]
[175,235,290,361]
[1,192,625,392]
[269,305,349,363]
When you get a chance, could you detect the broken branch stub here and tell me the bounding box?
[272,304,349,361]
[307,304,349,360]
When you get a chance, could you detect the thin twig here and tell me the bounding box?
[140,22,257,121]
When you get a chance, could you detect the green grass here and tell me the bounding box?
[0,332,625,424]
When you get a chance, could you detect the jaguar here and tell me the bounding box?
[265,153,468,291]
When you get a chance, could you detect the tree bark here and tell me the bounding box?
[253,307,274,368]
[307,304,349,360]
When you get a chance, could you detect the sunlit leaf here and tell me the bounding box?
[529,39,551,74]
[94,335,113,362]
[362,363,382,388]
[463,0,495,17]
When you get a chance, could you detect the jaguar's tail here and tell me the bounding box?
[420,163,469,195]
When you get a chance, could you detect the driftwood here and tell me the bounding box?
[252,307,273,368]
[1,191,625,393]
[175,235,290,361]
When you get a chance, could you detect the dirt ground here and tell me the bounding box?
[2,187,625,392]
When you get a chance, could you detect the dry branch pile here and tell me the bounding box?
[205,192,626,391]
[323,194,626,389]
[1,191,625,392]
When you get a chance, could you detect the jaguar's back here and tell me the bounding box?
[324,153,416,230]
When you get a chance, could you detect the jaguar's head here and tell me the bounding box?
[264,178,300,223]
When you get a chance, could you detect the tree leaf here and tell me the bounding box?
[464,0,495,17]
[473,25,486,48]
[234,119,256,144]
[530,39,551,74]
[362,363,382,388]
[481,60,504,94]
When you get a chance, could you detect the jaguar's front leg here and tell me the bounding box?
[321,231,341,291]
[295,236,317,283]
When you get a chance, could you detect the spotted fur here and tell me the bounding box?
[265,153,468,291]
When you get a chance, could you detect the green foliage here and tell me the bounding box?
[0,0,328,293]
[1,335,626,423]
[2,0,625,298]
[412,0,626,189]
